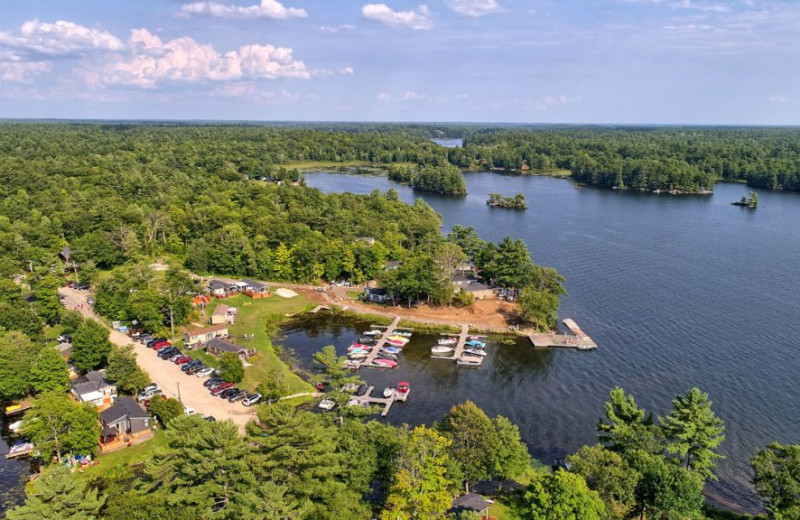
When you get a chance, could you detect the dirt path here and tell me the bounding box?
[60,288,257,432]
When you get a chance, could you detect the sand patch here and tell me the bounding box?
[275,288,299,298]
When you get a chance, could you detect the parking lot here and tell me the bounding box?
[60,287,258,432]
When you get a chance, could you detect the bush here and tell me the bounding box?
[218,352,244,383]
[149,397,184,428]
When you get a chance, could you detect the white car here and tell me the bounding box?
[242,393,262,407]
[184,407,196,415]
[318,398,336,411]
[195,367,215,378]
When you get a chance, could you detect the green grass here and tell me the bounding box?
[71,430,169,483]
[283,160,372,171]
[346,290,362,300]
[207,294,315,393]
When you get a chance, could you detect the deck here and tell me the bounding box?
[528,318,597,350]
[352,385,408,417]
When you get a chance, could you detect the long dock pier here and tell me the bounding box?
[363,316,402,368]
[430,324,484,366]
[353,385,408,416]
[528,318,597,350]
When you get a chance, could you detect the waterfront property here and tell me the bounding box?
[211,304,238,325]
[205,337,255,361]
[184,324,229,347]
[71,370,117,409]
[241,279,270,299]
[99,397,153,453]
[528,319,597,350]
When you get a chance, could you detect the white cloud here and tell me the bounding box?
[362,4,434,30]
[0,19,124,57]
[376,91,391,101]
[0,60,52,83]
[444,0,500,17]
[316,24,357,34]
[670,0,729,13]
[103,29,309,88]
[769,95,788,104]
[311,66,355,77]
[402,91,430,101]
[180,0,307,20]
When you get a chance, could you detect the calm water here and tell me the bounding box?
[300,171,800,513]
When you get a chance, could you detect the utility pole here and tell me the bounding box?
[177,382,182,404]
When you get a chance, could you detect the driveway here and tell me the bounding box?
[60,287,257,432]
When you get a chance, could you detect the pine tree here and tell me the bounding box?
[660,387,725,479]
[597,387,660,455]
[752,442,800,519]
[6,465,105,520]
[30,346,70,393]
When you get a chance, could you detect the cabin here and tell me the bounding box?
[211,304,238,325]
[207,279,238,298]
[450,494,492,519]
[205,337,255,360]
[464,283,495,300]
[56,341,72,360]
[364,287,389,304]
[241,279,269,299]
[184,324,229,347]
[100,397,150,436]
[71,370,117,409]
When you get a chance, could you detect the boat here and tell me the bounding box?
[386,339,407,347]
[383,388,396,398]
[438,337,457,345]
[318,398,336,411]
[363,330,383,336]
[465,340,485,348]
[378,352,398,361]
[396,381,410,400]
[358,337,377,344]
[393,331,412,337]
[456,355,483,367]
[347,398,360,407]
[372,358,398,368]
[381,346,401,354]
[348,348,371,355]
[348,352,368,360]
[344,360,362,370]
[463,347,487,357]
[388,335,409,343]
[8,419,23,433]
[431,346,454,354]
[468,335,487,341]
[5,440,34,459]
[349,343,372,350]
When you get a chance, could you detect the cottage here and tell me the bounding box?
[241,279,269,299]
[71,370,117,408]
[450,494,492,519]
[463,282,495,300]
[100,397,150,436]
[56,341,72,360]
[207,279,238,298]
[205,337,255,360]
[211,304,238,325]
[364,287,389,304]
[184,324,229,347]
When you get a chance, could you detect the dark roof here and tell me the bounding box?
[366,287,388,295]
[242,279,267,290]
[208,279,228,290]
[206,337,248,354]
[451,493,492,513]
[84,370,107,382]
[72,372,114,396]
[101,397,148,424]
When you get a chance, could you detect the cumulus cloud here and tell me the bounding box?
[103,29,309,87]
[0,60,52,83]
[362,4,434,30]
[180,0,308,20]
[444,0,500,17]
[0,19,124,58]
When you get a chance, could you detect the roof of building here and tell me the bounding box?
[366,287,388,295]
[59,247,71,259]
[451,493,492,513]
[471,479,525,496]
[453,274,479,285]
[464,283,492,293]
[206,337,249,354]
[101,397,148,424]
[208,279,232,290]
[212,304,230,316]
[242,279,268,290]
[185,323,228,337]
[72,372,114,396]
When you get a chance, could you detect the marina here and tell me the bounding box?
[350,384,409,417]
[528,319,597,350]
[430,324,487,367]
[361,316,405,368]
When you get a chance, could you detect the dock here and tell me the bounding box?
[363,316,402,368]
[528,318,597,350]
[309,305,331,314]
[5,443,34,459]
[4,402,32,417]
[352,385,408,417]
[430,324,484,366]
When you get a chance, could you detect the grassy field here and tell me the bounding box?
[283,160,372,172]
[206,294,315,393]
[71,431,169,483]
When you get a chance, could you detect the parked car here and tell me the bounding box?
[195,367,215,378]
[181,360,202,372]
[185,364,204,376]
[184,407,196,415]
[86,297,95,306]
[208,380,228,390]
[142,384,159,394]
[211,382,234,395]
[75,282,90,291]
[56,333,72,343]
[204,377,223,388]
[137,388,162,402]
[152,340,171,349]
[220,387,239,399]
[147,338,166,348]
[228,390,247,403]
[203,416,216,422]
[243,393,262,407]
[158,347,179,359]
[174,356,192,365]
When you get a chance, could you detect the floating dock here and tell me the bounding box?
[430,324,484,367]
[362,316,403,368]
[352,385,408,417]
[528,318,597,350]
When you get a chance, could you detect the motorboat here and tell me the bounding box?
[363,330,383,336]
[393,331,412,337]
[431,345,454,354]
[386,339,407,347]
[383,387,396,398]
[468,335,487,341]
[463,347,487,357]
[347,398,360,407]
[381,346,401,354]
[318,398,336,411]
[345,360,362,370]
[465,340,485,348]
[372,358,398,368]
[456,355,483,367]
[396,381,410,399]
[348,352,368,360]
[438,337,457,345]
[348,348,371,355]
[349,343,372,351]
[378,352,398,361]
[388,335,409,343]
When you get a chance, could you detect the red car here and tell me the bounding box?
[153,341,172,350]
[211,382,234,395]
[174,356,192,365]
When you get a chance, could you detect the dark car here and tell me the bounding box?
[211,382,234,395]
[158,347,179,359]
[146,337,166,348]
[75,282,90,291]
[220,387,239,399]
[181,360,202,372]
[184,364,204,375]
[228,390,247,403]
[203,416,216,422]
[204,377,223,388]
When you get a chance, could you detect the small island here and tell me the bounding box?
[388,164,467,196]
[732,191,758,208]
[487,192,528,210]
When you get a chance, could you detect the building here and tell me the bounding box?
[450,494,492,519]
[205,337,255,360]
[184,324,229,347]
[59,246,71,263]
[453,274,496,300]
[364,287,389,304]
[207,279,238,298]
[71,370,117,408]
[211,304,238,325]
[383,261,402,271]
[100,397,150,436]
[56,341,72,360]
[241,279,269,299]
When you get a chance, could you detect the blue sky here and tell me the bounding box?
[0,0,797,123]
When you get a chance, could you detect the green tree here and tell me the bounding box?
[21,392,100,461]
[0,330,38,400]
[257,364,291,401]
[32,274,63,325]
[752,442,800,520]
[0,301,45,340]
[30,346,70,393]
[631,452,705,520]
[660,387,725,479]
[149,397,185,428]
[159,269,195,340]
[522,470,606,520]
[381,425,454,520]
[518,287,559,331]
[567,444,639,520]
[72,319,112,371]
[597,387,660,455]
[439,401,498,484]
[491,415,531,480]
[218,352,244,383]
[6,466,105,520]
[105,345,151,394]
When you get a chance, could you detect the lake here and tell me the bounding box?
[299,170,800,513]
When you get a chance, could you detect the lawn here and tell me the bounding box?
[71,430,169,483]
[206,294,315,394]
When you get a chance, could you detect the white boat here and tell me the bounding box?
[396,381,410,400]
[363,330,383,336]
[8,420,23,433]
[438,338,457,345]
[344,360,362,369]
[383,388,396,398]
[348,352,368,360]
[347,398,360,407]
[431,346,454,354]
[463,347,487,357]
[318,398,336,411]
[456,355,483,367]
